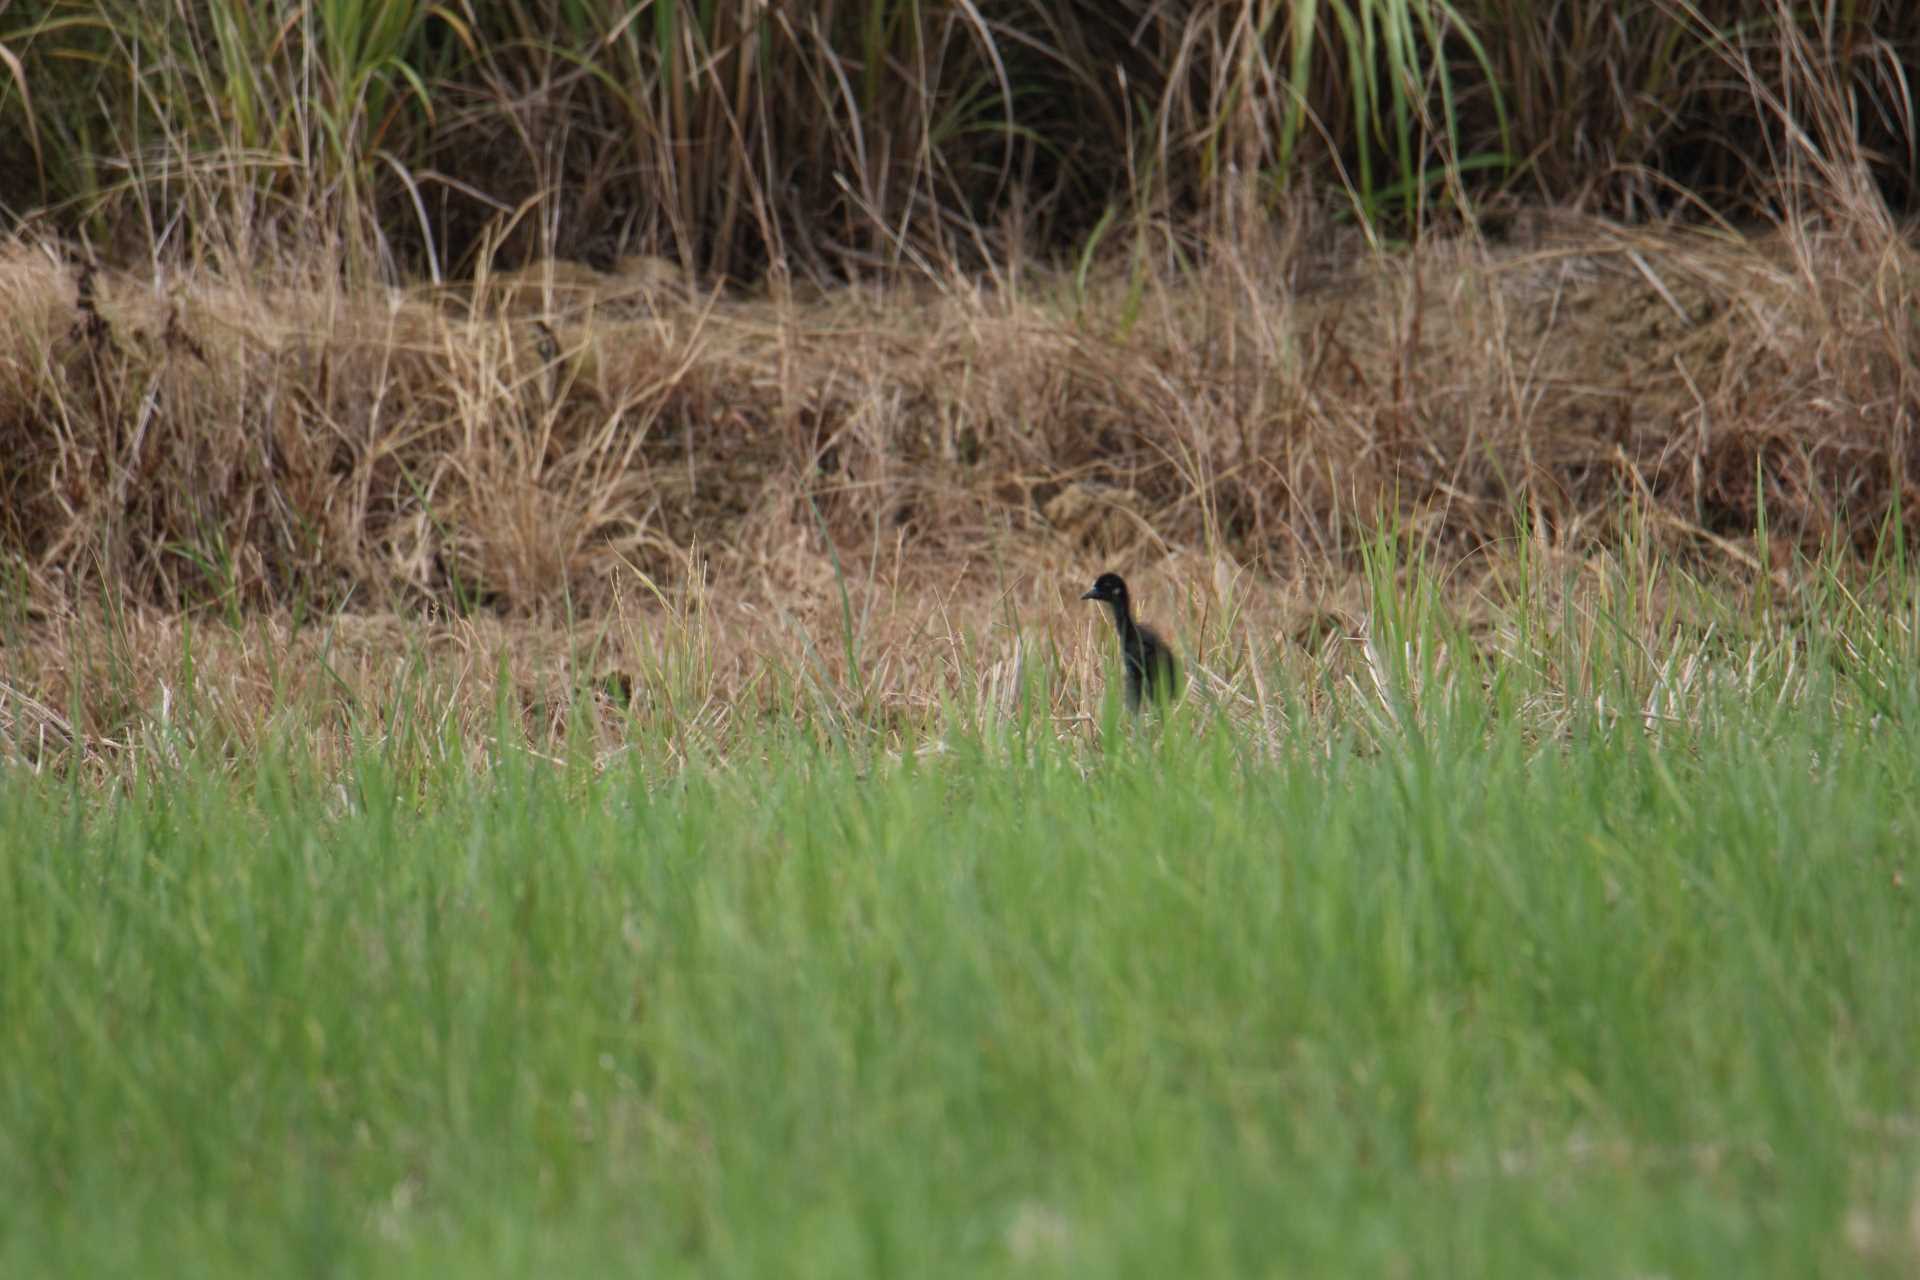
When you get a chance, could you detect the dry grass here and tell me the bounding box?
[5,211,1915,608]
[2,208,1916,773]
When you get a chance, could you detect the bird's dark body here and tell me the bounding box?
[1081,572,1180,710]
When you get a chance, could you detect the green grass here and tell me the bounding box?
[4,576,1920,1277]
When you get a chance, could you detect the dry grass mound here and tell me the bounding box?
[3,212,1915,631]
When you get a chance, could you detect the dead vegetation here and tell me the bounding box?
[2,208,1916,773]
[2,210,1914,619]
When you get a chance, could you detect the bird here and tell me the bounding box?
[1080,572,1180,711]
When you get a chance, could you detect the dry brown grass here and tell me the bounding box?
[2,209,1916,771]
[0,529,1750,780]
[5,212,1915,607]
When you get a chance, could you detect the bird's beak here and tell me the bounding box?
[1080,588,1099,600]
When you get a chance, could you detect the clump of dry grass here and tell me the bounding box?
[2,208,1914,621]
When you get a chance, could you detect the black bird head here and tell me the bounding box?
[1080,572,1129,607]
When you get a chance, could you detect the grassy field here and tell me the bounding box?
[5,3,1919,1274]
[5,550,1917,1278]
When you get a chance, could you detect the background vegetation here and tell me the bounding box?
[3,0,1918,278]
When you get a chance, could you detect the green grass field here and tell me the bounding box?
[4,559,1919,1278]
[5,0,1917,1271]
